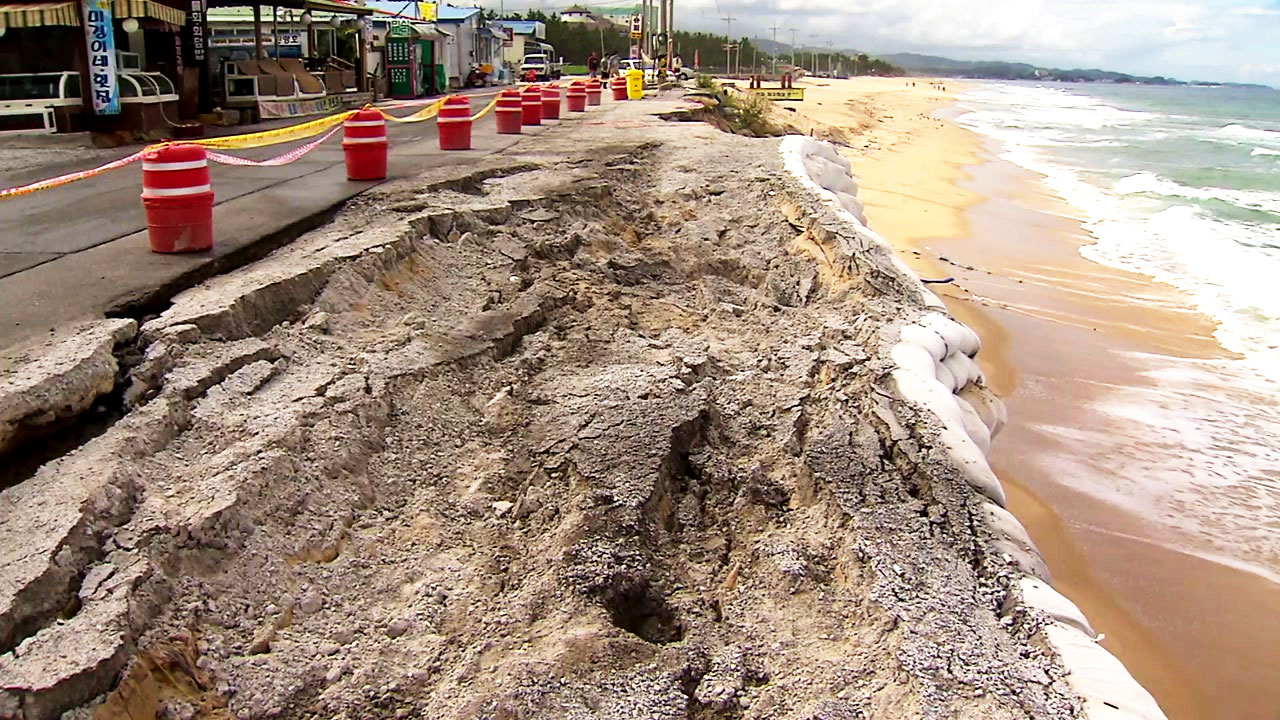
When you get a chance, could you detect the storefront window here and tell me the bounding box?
[0,74,62,101]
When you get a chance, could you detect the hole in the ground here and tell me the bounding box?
[602,578,683,645]
[0,372,128,491]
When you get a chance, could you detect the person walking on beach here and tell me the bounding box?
[587,52,600,78]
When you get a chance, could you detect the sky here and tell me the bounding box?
[475,0,1280,85]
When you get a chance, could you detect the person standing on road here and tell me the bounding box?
[587,52,600,78]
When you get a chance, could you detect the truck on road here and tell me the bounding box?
[520,42,563,81]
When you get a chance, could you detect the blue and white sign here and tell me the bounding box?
[80,0,119,115]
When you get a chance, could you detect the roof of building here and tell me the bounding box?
[435,4,480,21]
[563,4,589,12]
[361,0,423,18]
[493,19,541,34]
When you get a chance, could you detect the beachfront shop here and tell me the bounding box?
[0,0,187,135]
[208,0,373,121]
[383,19,446,99]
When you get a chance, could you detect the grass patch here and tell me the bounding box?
[721,90,778,136]
[695,74,717,90]
[563,64,589,75]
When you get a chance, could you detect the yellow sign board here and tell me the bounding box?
[753,88,805,101]
[417,2,437,21]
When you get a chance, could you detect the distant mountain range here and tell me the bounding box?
[742,43,1269,88]
[876,53,1194,84]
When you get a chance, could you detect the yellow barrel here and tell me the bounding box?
[627,68,644,100]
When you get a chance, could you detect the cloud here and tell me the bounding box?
[480,0,1280,84]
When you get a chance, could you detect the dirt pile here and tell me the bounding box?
[1,109,1077,719]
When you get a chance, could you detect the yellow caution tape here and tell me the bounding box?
[469,95,500,122]
[380,99,445,123]
[188,111,356,150]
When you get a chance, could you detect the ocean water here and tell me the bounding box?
[954,82,1280,583]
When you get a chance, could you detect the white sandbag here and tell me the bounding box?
[833,191,867,225]
[900,325,947,362]
[981,502,1035,551]
[934,359,958,393]
[943,352,983,390]
[957,384,1005,437]
[955,396,992,453]
[1012,577,1096,638]
[890,342,937,380]
[891,368,966,431]
[1042,623,1168,720]
[939,426,1006,506]
[920,312,981,357]
[982,503,1050,579]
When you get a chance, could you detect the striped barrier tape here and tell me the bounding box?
[1,88,526,199]
[207,125,343,167]
[469,95,501,122]
[379,99,445,123]
[0,150,145,200]
[187,110,356,150]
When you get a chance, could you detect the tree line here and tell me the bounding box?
[483,8,903,76]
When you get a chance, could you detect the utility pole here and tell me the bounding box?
[826,40,833,76]
[722,13,734,76]
[666,0,674,69]
[809,34,818,73]
[769,21,779,76]
[788,27,797,71]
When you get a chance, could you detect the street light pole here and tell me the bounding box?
[788,27,797,71]
[809,34,817,74]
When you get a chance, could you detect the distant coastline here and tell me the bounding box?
[876,52,1274,89]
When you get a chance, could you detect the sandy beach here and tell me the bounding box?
[783,75,1280,719]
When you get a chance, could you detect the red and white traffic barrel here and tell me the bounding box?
[566,80,587,113]
[495,89,523,134]
[437,95,472,151]
[610,76,628,101]
[541,83,562,120]
[521,85,543,126]
[140,143,214,254]
[342,107,388,181]
[585,78,603,106]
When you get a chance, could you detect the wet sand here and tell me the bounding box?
[785,76,1280,719]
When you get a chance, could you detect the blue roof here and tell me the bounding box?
[362,2,478,21]
[436,4,480,21]
[494,19,539,35]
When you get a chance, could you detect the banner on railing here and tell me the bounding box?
[81,0,120,115]
[259,95,345,120]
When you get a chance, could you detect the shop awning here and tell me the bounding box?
[207,0,371,16]
[0,2,78,29]
[303,0,371,15]
[410,21,446,38]
[113,0,186,25]
[0,0,186,29]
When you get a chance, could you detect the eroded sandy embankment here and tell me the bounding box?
[1,101,1136,719]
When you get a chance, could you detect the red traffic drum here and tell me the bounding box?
[495,89,523,134]
[437,95,472,151]
[521,85,543,126]
[566,81,587,113]
[140,143,214,254]
[342,107,388,181]
[585,79,603,106]
[541,84,562,120]
[610,76,628,101]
